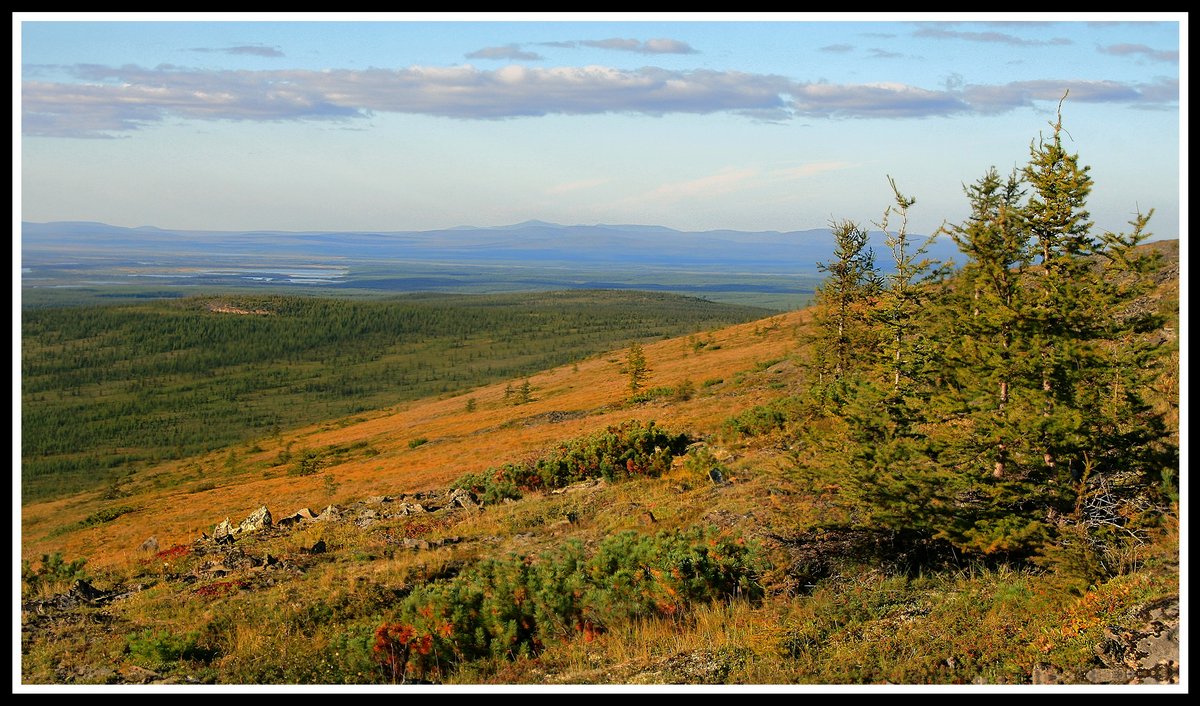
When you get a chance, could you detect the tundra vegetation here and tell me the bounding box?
[20,116,1178,685]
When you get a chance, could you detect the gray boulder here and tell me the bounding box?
[276,508,317,528]
[449,488,479,509]
[237,506,272,534]
[315,505,343,522]
[213,518,235,544]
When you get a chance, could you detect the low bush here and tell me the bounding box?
[452,420,690,504]
[374,527,763,682]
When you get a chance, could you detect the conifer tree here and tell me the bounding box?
[921,113,1167,557]
[834,108,1173,560]
[835,182,948,538]
[626,342,649,394]
[807,220,882,410]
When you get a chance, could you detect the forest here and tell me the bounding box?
[21,290,768,501]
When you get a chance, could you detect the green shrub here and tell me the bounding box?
[723,396,805,438]
[375,527,763,682]
[408,438,429,449]
[452,420,690,504]
[291,448,323,476]
[21,552,88,598]
[126,629,214,671]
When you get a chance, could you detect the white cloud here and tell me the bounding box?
[466,45,544,61]
[578,38,698,55]
[1098,43,1179,64]
[20,64,1179,138]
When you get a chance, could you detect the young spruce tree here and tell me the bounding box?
[807,219,882,412]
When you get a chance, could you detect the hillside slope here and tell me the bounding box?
[22,308,803,568]
[19,242,1180,685]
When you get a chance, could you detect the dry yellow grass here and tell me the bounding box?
[22,309,809,570]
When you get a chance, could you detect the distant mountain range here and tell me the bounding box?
[22,220,963,274]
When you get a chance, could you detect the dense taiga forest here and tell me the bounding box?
[21,291,768,500]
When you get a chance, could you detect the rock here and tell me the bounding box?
[218,547,261,570]
[237,506,272,534]
[1135,626,1179,667]
[213,518,235,544]
[449,488,479,509]
[302,539,326,555]
[708,468,726,485]
[276,508,317,528]
[119,664,161,684]
[1031,665,1064,684]
[354,509,380,528]
[639,511,657,526]
[1086,667,1130,684]
[139,537,160,553]
[315,505,342,522]
[396,502,427,515]
[1088,596,1180,684]
[366,495,392,504]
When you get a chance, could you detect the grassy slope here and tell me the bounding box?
[21,310,803,569]
[19,244,1180,684]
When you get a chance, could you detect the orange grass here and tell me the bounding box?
[22,310,808,570]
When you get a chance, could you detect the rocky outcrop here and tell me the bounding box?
[237,506,272,534]
[212,518,236,544]
[276,508,317,528]
[1086,596,1179,684]
[448,488,479,509]
[315,505,343,522]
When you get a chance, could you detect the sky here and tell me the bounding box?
[14,13,1186,238]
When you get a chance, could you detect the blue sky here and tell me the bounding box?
[15,13,1185,238]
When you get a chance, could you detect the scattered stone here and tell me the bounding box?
[139,537,159,553]
[315,505,343,522]
[354,509,380,528]
[366,495,393,504]
[237,506,272,534]
[449,488,479,509]
[708,468,726,485]
[396,502,427,516]
[1086,668,1131,684]
[213,518,235,544]
[119,664,161,684]
[276,508,317,528]
[302,539,327,555]
[639,511,657,526]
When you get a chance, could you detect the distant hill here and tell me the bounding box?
[22,220,963,274]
